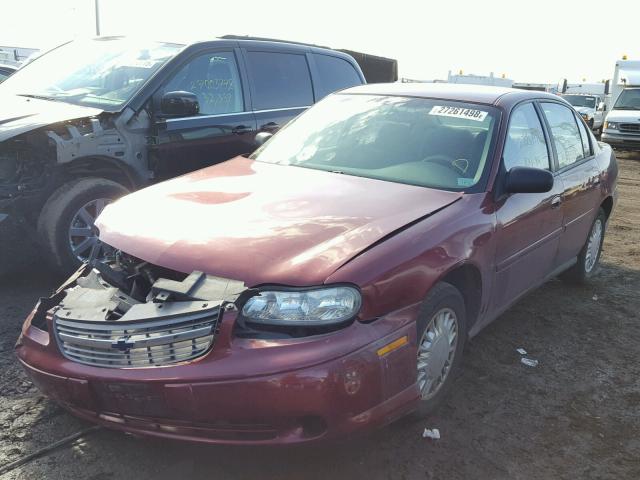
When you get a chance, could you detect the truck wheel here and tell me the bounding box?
[414,282,467,416]
[560,208,606,284]
[37,178,129,275]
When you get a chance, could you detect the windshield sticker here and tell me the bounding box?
[457,177,475,187]
[429,105,488,122]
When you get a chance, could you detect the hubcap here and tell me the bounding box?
[584,218,603,273]
[68,198,112,263]
[417,307,459,400]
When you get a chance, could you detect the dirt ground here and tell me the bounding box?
[0,154,639,480]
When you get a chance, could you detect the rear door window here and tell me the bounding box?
[503,103,551,171]
[164,51,244,115]
[246,51,313,110]
[540,102,586,169]
[314,54,362,99]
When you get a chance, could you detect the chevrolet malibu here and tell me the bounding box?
[16,84,617,445]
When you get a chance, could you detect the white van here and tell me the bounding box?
[602,59,640,151]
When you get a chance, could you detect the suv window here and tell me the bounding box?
[165,51,243,115]
[574,113,592,158]
[246,51,313,110]
[503,103,550,171]
[314,54,361,99]
[540,102,585,169]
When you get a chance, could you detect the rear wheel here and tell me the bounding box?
[37,178,129,275]
[414,282,467,416]
[560,208,606,284]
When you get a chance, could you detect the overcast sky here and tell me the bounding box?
[2,0,639,84]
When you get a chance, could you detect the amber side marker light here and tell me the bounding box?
[377,336,409,357]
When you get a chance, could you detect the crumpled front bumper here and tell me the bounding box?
[16,294,421,445]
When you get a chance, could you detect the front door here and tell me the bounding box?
[151,49,257,180]
[491,102,564,313]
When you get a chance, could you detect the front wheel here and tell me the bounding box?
[414,282,467,416]
[560,208,606,284]
[37,178,129,275]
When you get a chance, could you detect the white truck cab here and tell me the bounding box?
[561,93,606,131]
[602,59,640,151]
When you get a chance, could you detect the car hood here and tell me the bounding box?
[574,106,594,115]
[606,109,640,122]
[0,94,103,142]
[97,157,462,287]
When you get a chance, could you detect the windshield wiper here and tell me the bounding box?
[17,93,59,102]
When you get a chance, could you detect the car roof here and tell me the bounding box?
[339,82,562,108]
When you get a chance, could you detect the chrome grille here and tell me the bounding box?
[54,306,219,368]
[620,123,640,133]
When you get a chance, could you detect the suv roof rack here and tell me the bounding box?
[219,35,330,49]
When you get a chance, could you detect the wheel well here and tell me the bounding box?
[61,157,141,190]
[441,264,482,327]
[601,196,613,220]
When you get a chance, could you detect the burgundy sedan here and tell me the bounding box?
[16,84,617,445]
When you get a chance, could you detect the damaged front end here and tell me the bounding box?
[37,252,254,368]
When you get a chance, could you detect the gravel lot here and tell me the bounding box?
[1,154,639,480]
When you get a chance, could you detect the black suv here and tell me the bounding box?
[0,36,365,275]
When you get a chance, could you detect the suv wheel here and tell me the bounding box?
[560,208,606,284]
[414,282,467,416]
[38,178,129,275]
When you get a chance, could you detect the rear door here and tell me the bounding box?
[491,102,565,312]
[539,102,602,265]
[242,48,314,134]
[151,48,257,180]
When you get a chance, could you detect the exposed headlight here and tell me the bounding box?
[605,121,618,130]
[241,286,361,326]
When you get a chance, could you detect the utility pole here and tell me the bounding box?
[94,0,101,36]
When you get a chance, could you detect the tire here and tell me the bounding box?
[414,282,467,417]
[560,208,606,284]
[37,178,129,275]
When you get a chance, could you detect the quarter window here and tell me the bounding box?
[540,102,586,168]
[314,54,361,99]
[246,51,313,110]
[574,113,592,158]
[503,103,550,171]
[164,51,243,115]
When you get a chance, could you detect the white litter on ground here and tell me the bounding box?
[592,294,599,301]
[516,348,527,355]
[422,428,441,440]
[521,357,539,367]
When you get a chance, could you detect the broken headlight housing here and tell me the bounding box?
[241,286,361,327]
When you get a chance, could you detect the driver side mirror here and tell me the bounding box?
[597,102,606,112]
[505,167,554,194]
[254,131,273,147]
[160,91,199,117]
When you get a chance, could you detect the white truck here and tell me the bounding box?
[556,82,607,132]
[601,59,640,151]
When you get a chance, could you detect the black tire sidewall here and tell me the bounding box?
[415,282,467,417]
[37,178,128,275]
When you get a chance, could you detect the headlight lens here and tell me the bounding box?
[605,121,618,130]
[242,286,361,326]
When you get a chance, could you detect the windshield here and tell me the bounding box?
[613,88,640,110]
[562,95,596,108]
[0,38,184,111]
[252,94,498,191]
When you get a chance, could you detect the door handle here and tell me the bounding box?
[551,196,563,209]
[232,125,252,135]
[260,122,279,130]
